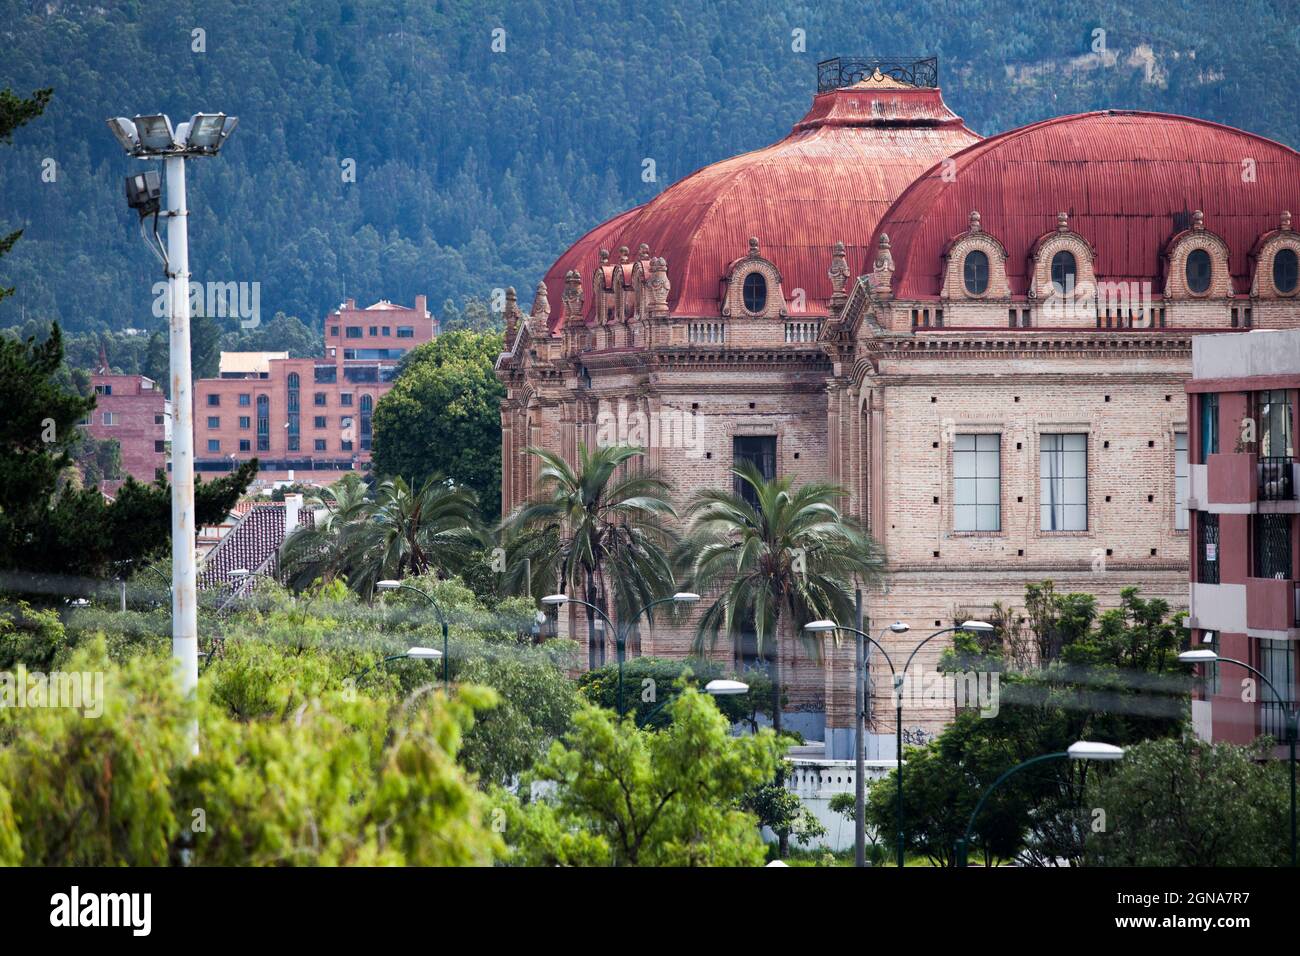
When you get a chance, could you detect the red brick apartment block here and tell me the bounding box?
[497,57,1300,754]
[1186,329,1300,753]
[193,295,437,484]
[80,372,171,484]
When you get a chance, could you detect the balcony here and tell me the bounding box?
[1206,452,1256,505]
[1246,576,1298,633]
[1259,456,1296,501]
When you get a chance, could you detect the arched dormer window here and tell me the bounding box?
[1250,213,1300,299]
[1163,210,1231,299]
[743,272,767,313]
[1051,250,1077,294]
[940,211,1009,301]
[963,250,989,295]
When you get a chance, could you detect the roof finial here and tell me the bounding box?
[969,210,982,233]
[1192,209,1205,231]
[1283,210,1293,232]
[1057,211,1069,232]
[748,237,760,257]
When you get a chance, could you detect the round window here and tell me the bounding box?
[1274,247,1298,294]
[1050,250,1077,294]
[963,250,989,295]
[1186,248,1212,294]
[742,272,767,313]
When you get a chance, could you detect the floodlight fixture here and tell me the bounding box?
[133,114,177,151]
[124,169,162,218]
[107,117,140,153]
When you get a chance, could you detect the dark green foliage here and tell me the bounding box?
[577,656,775,732]
[2,4,1295,335]
[370,330,504,518]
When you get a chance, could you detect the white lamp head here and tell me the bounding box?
[377,580,401,591]
[406,647,443,660]
[1067,741,1125,761]
[106,117,140,154]
[704,679,749,696]
[229,568,250,579]
[960,620,996,634]
[804,619,838,633]
[541,593,569,605]
[185,112,231,151]
[672,591,700,603]
[889,621,910,633]
[1179,649,1219,663]
[133,114,176,151]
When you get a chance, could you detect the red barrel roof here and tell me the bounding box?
[539,83,980,330]
[876,110,1300,300]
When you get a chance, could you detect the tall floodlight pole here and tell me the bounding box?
[107,112,239,752]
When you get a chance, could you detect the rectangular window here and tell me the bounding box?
[1253,513,1292,579]
[397,326,415,338]
[382,326,390,336]
[314,366,337,384]
[314,416,327,429]
[314,392,327,406]
[732,436,776,509]
[341,440,353,452]
[94,384,112,396]
[239,439,250,452]
[102,412,118,426]
[345,327,362,339]
[314,439,327,451]
[154,440,165,453]
[238,394,250,407]
[330,326,339,337]
[239,416,250,429]
[368,326,378,336]
[1259,638,1296,740]
[154,414,164,425]
[207,394,220,407]
[207,439,220,452]
[340,393,353,407]
[1175,432,1189,531]
[1199,393,1219,460]
[954,433,1001,531]
[207,416,220,429]
[1040,433,1087,531]
[1257,389,1294,458]
[1197,513,1220,583]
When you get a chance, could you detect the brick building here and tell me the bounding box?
[496,57,1300,754]
[81,371,171,484]
[1186,329,1300,752]
[193,296,437,483]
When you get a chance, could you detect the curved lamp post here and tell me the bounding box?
[806,618,995,867]
[954,740,1124,867]
[377,580,450,690]
[636,678,750,727]
[1181,648,1297,866]
[542,591,700,717]
[350,646,443,684]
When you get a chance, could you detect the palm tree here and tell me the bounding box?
[280,473,483,598]
[348,475,484,598]
[279,473,372,591]
[503,444,677,669]
[675,462,884,738]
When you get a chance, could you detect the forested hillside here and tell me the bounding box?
[1,0,1297,338]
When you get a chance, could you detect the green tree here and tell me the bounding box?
[502,690,781,866]
[504,444,677,670]
[675,463,883,738]
[371,330,504,518]
[0,86,50,303]
[1084,735,1290,867]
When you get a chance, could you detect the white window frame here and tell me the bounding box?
[1040,433,1088,531]
[1175,432,1189,531]
[954,433,1001,531]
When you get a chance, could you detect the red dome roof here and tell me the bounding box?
[876,110,1300,300]
[540,83,979,331]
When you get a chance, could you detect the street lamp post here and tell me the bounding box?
[107,111,238,754]
[349,646,443,684]
[636,678,750,727]
[377,580,450,691]
[954,741,1124,867]
[542,591,700,717]
[1181,648,1298,866]
[806,618,994,867]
